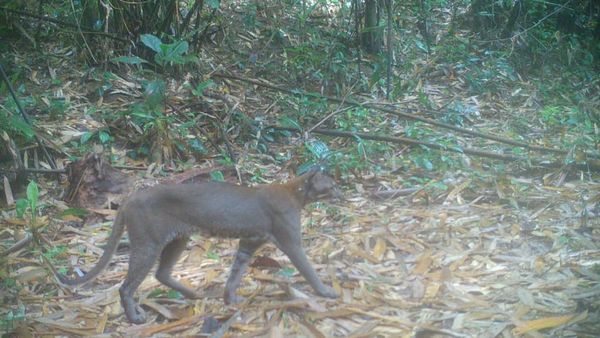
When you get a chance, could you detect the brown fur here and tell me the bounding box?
[53,168,340,323]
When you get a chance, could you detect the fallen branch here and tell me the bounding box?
[1,235,32,256]
[270,126,600,171]
[215,73,597,159]
[371,187,420,200]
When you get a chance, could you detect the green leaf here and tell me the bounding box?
[167,289,183,299]
[111,56,148,65]
[144,80,166,108]
[188,138,207,154]
[26,181,39,212]
[415,39,428,52]
[15,199,28,218]
[305,139,330,159]
[59,208,89,217]
[99,130,110,143]
[207,0,220,9]
[422,158,434,170]
[192,80,215,96]
[210,170,225,182]
[147,289,166,298]
[183,55,199,64]
[278,267,296,278]
[558,235,570,245]
[2,277,16,288]
[206,251,220,260]
[9,116,35,139]
[279,116,301,129]
[80,131,93,144]
[297,161,317,175]
[43,245,67,260]
[170,41,189,56]
[141,34,163,53]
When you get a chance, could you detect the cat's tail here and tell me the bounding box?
[48,210,127,286]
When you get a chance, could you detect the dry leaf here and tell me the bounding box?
[513,315,574,335]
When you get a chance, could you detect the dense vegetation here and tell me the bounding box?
[1,0,599,336]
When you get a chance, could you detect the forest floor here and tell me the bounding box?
[3,163,600,337]
[2,18,600,338]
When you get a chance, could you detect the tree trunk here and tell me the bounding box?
[502,0,523,38]
[362,0,382,53]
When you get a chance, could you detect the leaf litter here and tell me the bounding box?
[3,164,599,336]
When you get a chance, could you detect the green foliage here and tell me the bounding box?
[278,267,296,278]
[305,138,330,160]
[464,54,517,95]
[26,181,38,212]
[298,138,337,172]
[441,101,476,127]
[140,34,198,68]
[410,149,435,170]
[15,199,28,219]
[336,108,371,131]
[0,89,36,142]
[404,122,465,171]
[0,112,34,140]
[111,34,198,75]
[114,79,181,159]
[249,168,266,183]
[242,2,258,29]
[110,56,147,65]
[0,303,25,333]
[47,98,69,117]
[539,106,564,126]
[210,170,225,181]
[283,32,356,94]
[207,0,221,10]
[58,208,89,218]
[80,129,112,146]
[42,245,67,260]
[205,251,220,260]
[191,80,215,97]
[143,79,167,109]
[16,181,40,224]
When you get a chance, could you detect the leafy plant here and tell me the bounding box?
[116,79,185,162]
[0,304,25,334]
[0,110,35,141]
[210,170,225,181]
[112,34,198,69]
[191,80,215,97]
[42,245,67,261]
[80,129,112,146]
[15,181,40,224]
[141,34,198,67]
[539,106,563,126]
[409,148,435,170]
